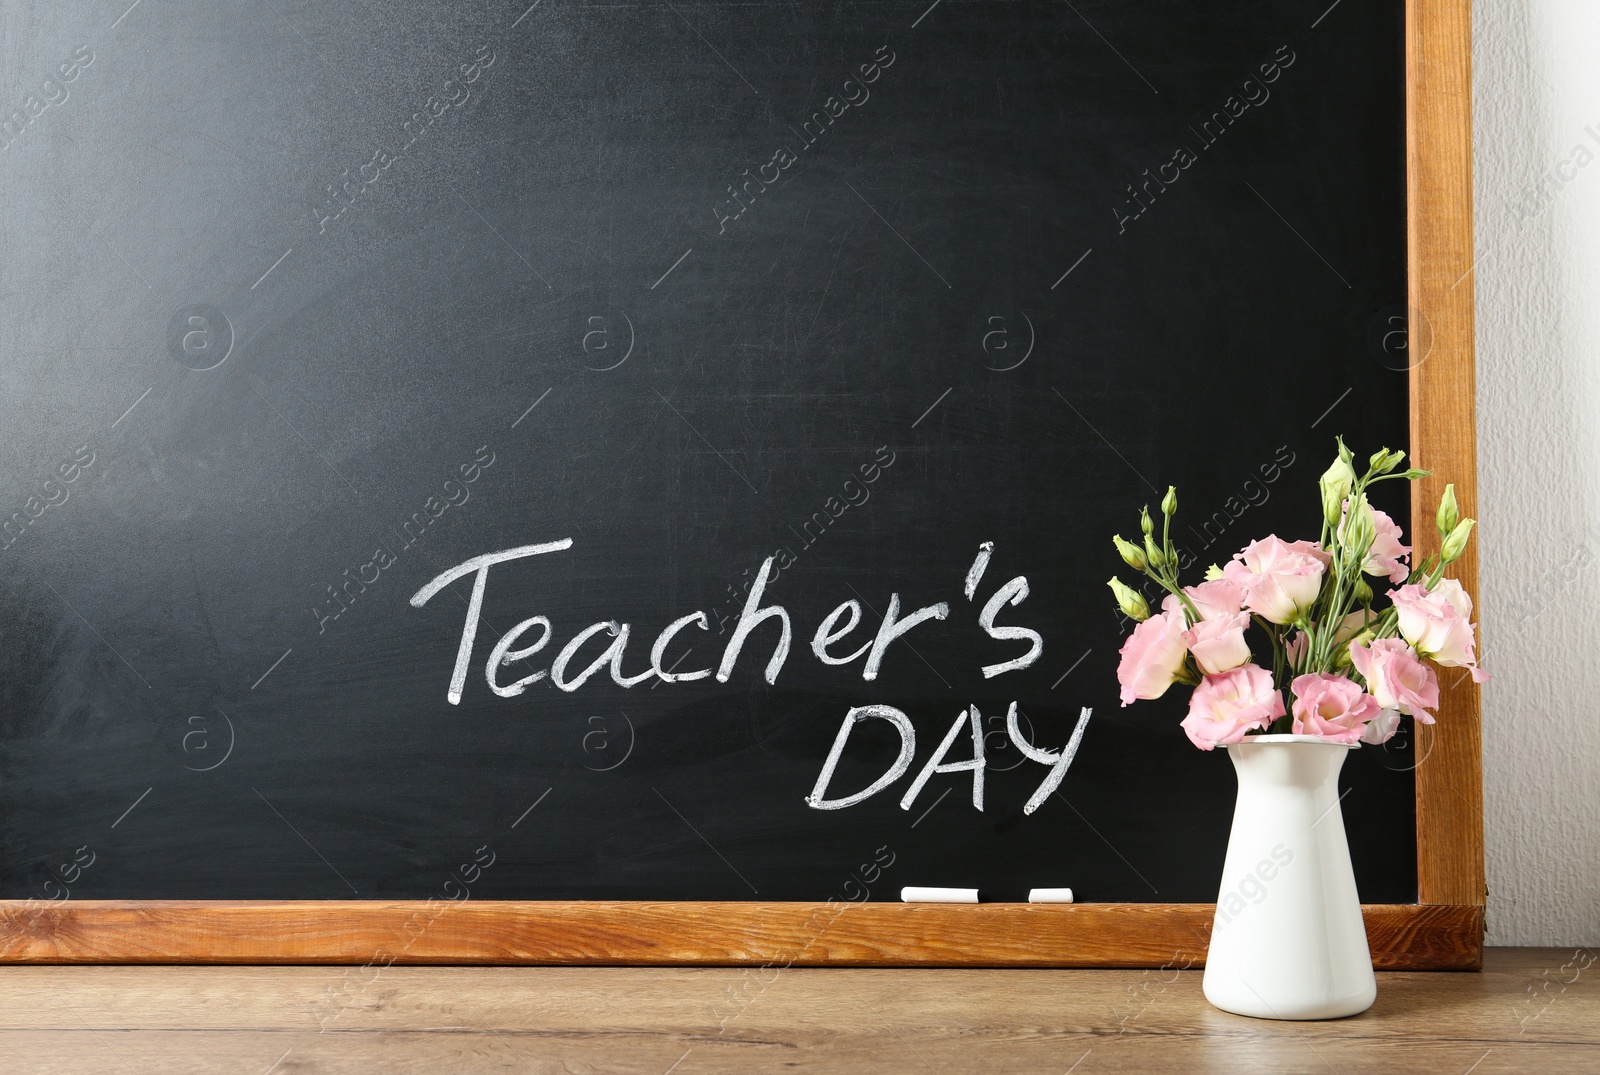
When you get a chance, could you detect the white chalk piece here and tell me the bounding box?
[901,887,979,903]
[1028,888,1075,903]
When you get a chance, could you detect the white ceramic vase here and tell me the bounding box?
[1202,734,1377,1020]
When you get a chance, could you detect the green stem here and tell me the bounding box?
[1141,565,1201,625]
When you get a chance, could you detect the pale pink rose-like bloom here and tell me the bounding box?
[1340,503,1412,584]
[1350,638,1439,720]
[1389,579,1490,683]
[1223,536,1331,625]
[1365,508,1412,584]
[1117,607,1189,706]
[1183,578,1248,621]
[1181,664,1285,750]
[1290,672,1382,744]
[1360,708,1403,745]
[1160,579,1245,627]
[1182,611,1252,675]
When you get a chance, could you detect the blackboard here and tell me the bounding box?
[0,0,1482,965]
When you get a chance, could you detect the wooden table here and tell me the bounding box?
[0,948,1591,1073]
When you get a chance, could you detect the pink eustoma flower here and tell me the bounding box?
[1340,504,1412,584]
[1182,611,1252,675]
[1290,672,1382,744]
[1349,638,1439,721]
[1364,507,1412,584]
[1181,664,1284,750]
[1181,578,1247,621]
[1223,536,1331,625]
[1116,606,1188,706]
[1389,579,1489,683]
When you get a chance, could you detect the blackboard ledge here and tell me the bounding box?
[0,901,1481,970]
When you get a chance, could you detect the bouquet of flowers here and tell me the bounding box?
[1107,439,1486,749]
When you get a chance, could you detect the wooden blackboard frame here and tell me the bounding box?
[0,0,1481,969]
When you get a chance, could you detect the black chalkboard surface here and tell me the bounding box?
[0,0,1415,906]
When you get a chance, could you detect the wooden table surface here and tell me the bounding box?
[0,947,1592,1074]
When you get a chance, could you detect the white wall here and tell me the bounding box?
[1474,0,1600,946]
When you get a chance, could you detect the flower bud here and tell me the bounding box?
[1144,533,1165,570]
[1321,488,1344,531]
[1204,563,1224,581]
[1369,447,1404,474]
[1140,507,1155,537]
[1113,534,1148,572]
[1336,435,1354,467]
[1107,577,1151,621]
[1353,577,1373,605]
[1161,486,1178,517]
[1320,457,1356,528]
[1437,484,1460,536]
[1441,517,1475,563]
[1321,457,1356,498]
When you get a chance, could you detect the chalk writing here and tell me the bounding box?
[410,540,1089,814]
[411,536,1041,703]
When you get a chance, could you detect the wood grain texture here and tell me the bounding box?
[0,901,1482,969]
[0,948,1587,1074]
[1406,0,1486,921]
